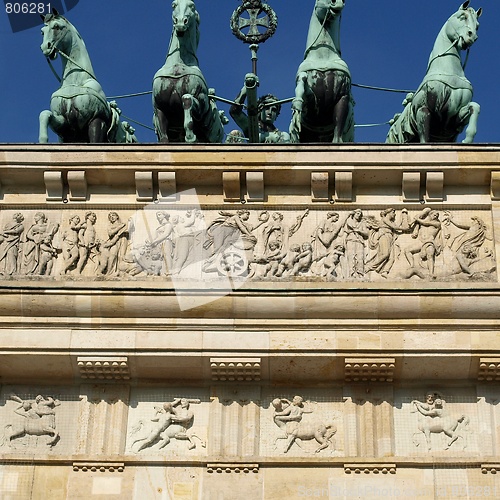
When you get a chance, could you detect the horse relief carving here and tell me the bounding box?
[271,396,336,453]
[0,394,60,448]
[411,392,470,451]
[129,398,205,453]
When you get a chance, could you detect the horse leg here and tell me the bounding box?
[314,431,330,453]
[415,107,432,143]
[423,428,432,450]
[88,118,108,143]
[153,109,169,143]
[182,94,197,143]
[157,433,171,450]
[39,110,52,143]
[289,72,308,143]
[174,432,196,450]
[332,94,350,143]
[46,428,59,446]
[461,101,480,144]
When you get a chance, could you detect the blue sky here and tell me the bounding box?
[0,0,497,143]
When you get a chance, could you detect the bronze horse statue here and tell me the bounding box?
[39,9,136,143]
[387,2,482,143]
[289,0,354,143]
[152,0,225,143]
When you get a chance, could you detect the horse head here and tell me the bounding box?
[40,8,73,60]
[172,0,199,38]
[447,1,482,50]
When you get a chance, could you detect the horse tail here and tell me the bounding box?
[325,423,337,439]
[189,433,206,448]
[459,415,470,429]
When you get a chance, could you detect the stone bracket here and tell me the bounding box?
[72,462,124,473]
[491,172,500,200]
[478,358,500,382]
[425,171,444,202]
[402,171,421,202]
[210,357,261,381]
[67,171,87,201]
[44,171,64,201]
[223,171,241,202]
[158,171,177,202]
[345,358,395,383]
[207,463,259,474]
[344,464,396,474]
[311,172,329,201]
[334,171,353,202]
[76,356,130,380]
[135,171,153,202]
[246,171,264,201]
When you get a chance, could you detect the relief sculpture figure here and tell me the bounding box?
[23,212,59,275]
[97,212,128,276]
[343,209,369,279]
[0,213,25,276]
[365,208,410,277]
[1,394,60,448]
[411,392,469,451]
[272,396,336,454]
[61,214,82,274]
[386,2,482,143]
[130,398,205,453]
[402,209,443,279]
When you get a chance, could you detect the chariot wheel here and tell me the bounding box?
[217,249,248,277]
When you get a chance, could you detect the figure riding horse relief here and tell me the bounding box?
[387,1,482,143]
[39,9,136,143]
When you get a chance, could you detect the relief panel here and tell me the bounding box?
[260,388,344,457]
[0,207,494,284]
[126,388,209,458]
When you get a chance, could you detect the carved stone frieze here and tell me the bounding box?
[127,392,207,456]
[263,393,343,456]
[394,389,479,455]
[0,208,494,283]
[0,393,61,448]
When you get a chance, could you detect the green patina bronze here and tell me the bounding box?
[39,9,136,143]
[229,73,290,144]
[386,1,482,144]
[289,0,354,143]
[152,0,226,143]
